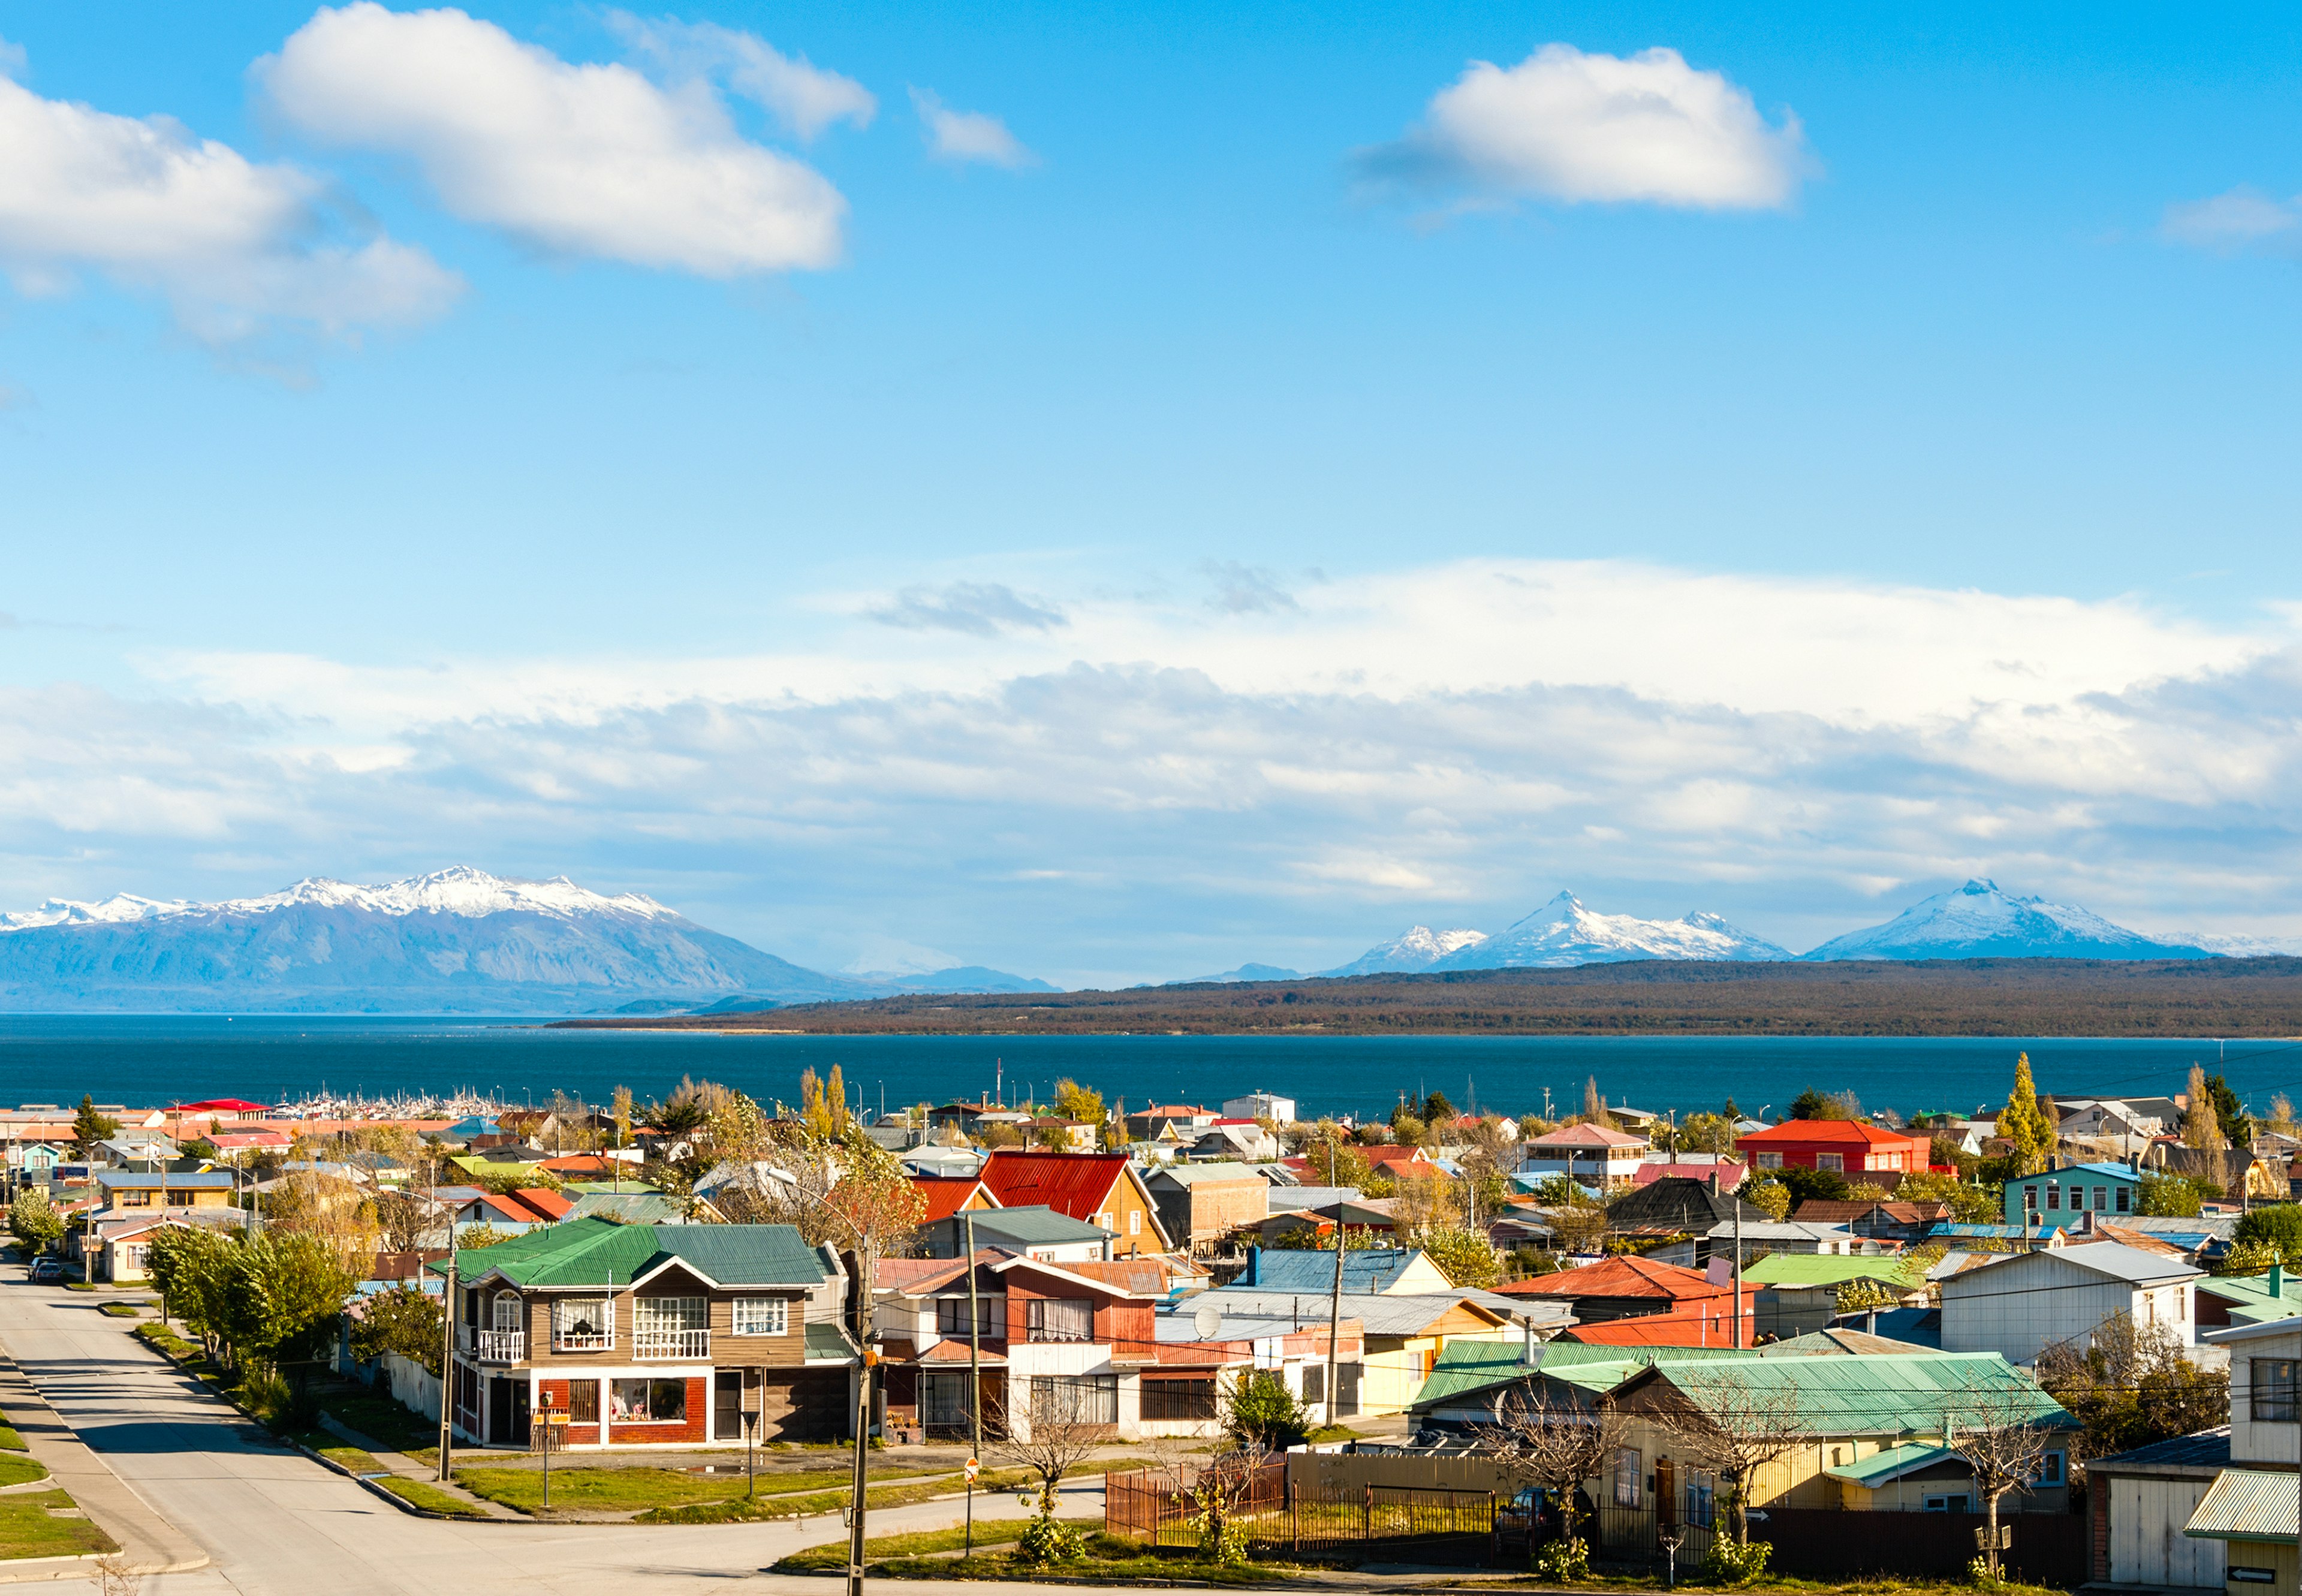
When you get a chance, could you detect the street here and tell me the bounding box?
[0,1278,1092,1596]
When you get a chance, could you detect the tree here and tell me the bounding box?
[1836,1276,1905,1314]
[1387,1106,1427,1145]
[458,1223,513,1249]
[2136,1172,2202,1218]
[1775,1164,1849,1204]
[1676,1112,1736,1155]
[1942,1377,2059,1580]
[72,1095,119,1156]
[7,1187,62,1249]
[1650,1371,1811,1545]
[1420,1227,1502,1288]
[1581,1077,1606,1125]
[147,1226,239,1360]
[2232,1204,2302,1260]
[2207,1073,2254,1150]
[1268,1222,1387,1251]
[1894,1170,1999,1224]
[1419,1091,1455,1127]
[373,1191,434,1254]
[1788,1088,1857,1122]
[611,1085,634,1151]
[2270,1094,2299,1139]
[1741,1178,1790,1221]
[1997,1054,2053,1177]
[1051,1078,1105,1128]
[2182,1065,2231,1193]
[1475,1384,1626,1559]
[2036,1313,2228,1469]
[1223,1369,1309,1451]
[799,1065,850,1139]
[221,1231,357,1374]
[350,1282,445,1376]
[1299,1123,1372,1190]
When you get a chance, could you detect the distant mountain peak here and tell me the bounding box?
[0,867,676,932]
[1799,880,2214,962]
[1436,892,1789,970]
[1320,925,1488,976]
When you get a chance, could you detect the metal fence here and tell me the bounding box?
[1105,1462,1502,1566]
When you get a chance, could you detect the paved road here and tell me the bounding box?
[0,1278,1091,1596]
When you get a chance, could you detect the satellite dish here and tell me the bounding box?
[1193,1302,1224,1339]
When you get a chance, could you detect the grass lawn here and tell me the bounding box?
[316,1445,385,1475]
[375,1477,492,1519]
[320,1390,442,1454]
[98,1303,140,1318]
[134,1324,196,1359]
[631,1456,1153,1526]
[0,1413,23,1450]
[836,1530,1294,1584]
[0,1490,119,1560]
[457,1459,951,1514]
[0,1456,49,1488]
[62,1284,96,1294]
[775,1517,1101,1570]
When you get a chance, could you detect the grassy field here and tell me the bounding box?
[0,1490,119,1560]
[0,1409,23,1451]
[375,1477,492,1519]
[775,1517,1102,1570]
[456,1459,953,1514]
[317,1389,440,1454]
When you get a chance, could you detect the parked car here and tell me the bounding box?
[27,1257,63,1282]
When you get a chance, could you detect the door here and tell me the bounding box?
[487,1376,513,1444]
[715,1371,743,1441]
[508,1381,530,1446]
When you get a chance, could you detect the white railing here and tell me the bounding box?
[634,1329,710,1360]
[553,1327,615,1353]
[474,1329,526,1363]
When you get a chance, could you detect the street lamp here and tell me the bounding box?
[763,1166,877,1596]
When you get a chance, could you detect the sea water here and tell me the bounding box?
[2,1016,2297,1122]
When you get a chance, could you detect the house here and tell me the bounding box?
[1361,1144,1442,1181]
[1941,1239,2201,1367]
[1791,1198,1951,1242]
[1736,1119,1934,1178]
[1251,1199,1399,1248]
[1632,1157,1747,1191]
[1493,1254,1744,1323]
[976,1152,1171,1257]
[1188,1287,1528,1415]
[1605,1176,1766,1257]
[561,1192,694,1226]
[2195,1263,2302,1330]
[435,1218,858,1449]
[1143,1163,1269,1255]
[1237,1246,1458,1296]
[1554,1299,1753,1349]
[2085,1429,2229,1589]
[1740,1254,1929,1342]
[909,1176,999,1225]
[2156,1144,2280,1201]
[1150,1303,1365,1428]
[2179,1323,2302,1585]
[920,1204,1113,1263]
[1221,1092,1296,1124]
[1517,1124,1651,1187]
[1122,1104,1217,1142]
[1185,1121,1281,1163]
[2003,1162,2143,1228]
[900,1143,983,1179]
[1019,1119,1099,1153]
[89,1209,245,1282]
[435,1185,562,1236]
[874,1251,1181,1441]
[93,1171,236,1211]
[1647,1219,1864,1271]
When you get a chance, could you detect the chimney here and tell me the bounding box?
[1708,1171,1720,1196]
[2274,1263,2287,1302]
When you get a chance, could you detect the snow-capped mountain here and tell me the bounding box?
[1798,880,2214,962]
[0,868,878,1014]
[1433,892,1791,969]
[1321,926,1489,977]
[2177,932,2302,959]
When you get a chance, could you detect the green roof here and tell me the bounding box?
[1825,1442,1960,1486]
[441,1218,825,1289]
[806,1322,860,1362]
[2202,1273,2302,1328]
[1652,1352,2073,1437]
[1411,1336,1822,1411]
[1740,1254,1920,1288]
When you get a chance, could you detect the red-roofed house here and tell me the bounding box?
[1518,1123,1652,1187]
[911,1176,999,1223]
[1735,1119,1933,1178]
[1363,1144,1443,1180]
[1556,1294,1756,1348]
[1493,1254,1746,1323]
[978,1151,1171,1257]
[514,1187,574,1221]
[1631,1158,1748,1191]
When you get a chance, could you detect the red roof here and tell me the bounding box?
[1632,1160,1747,1188]
[911,1176,997,1222]
[1557,1301,1756,1348]
[1134,1105,1209,1118]
[168,1098,274,1113]
[1737,1120,1925,1147]
[1493,1254,1731,1303]
[1526,1123,1649,1149]
[472,1191,547,1224]
[978,1151,1132,1222]
[514,1188,574,1220]
[1363,1145,1431,1168]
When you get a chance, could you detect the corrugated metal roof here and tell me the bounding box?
[1148,1162,1262,1185]
[1741,1254,1919,1287]
[2089,1427,2230,1477]
[2186,1468,2297,1542]
[1193,1288,1507,1338]
[1249,1249,1429,1294]
[1825,1441,1960,1486]
[446,1217,824,1288]
[1656,1351,2073,1435]
[960,1204,1110,1244]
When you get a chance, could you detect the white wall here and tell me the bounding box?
[2108,1476,2223,1588]
[1942,1252,2193,1366]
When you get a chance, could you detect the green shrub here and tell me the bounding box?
[1533,1536,1590,1582]
[1704,1536,1772,1584]
[1016,1513,1084,1564]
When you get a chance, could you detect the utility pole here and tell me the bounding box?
[965,1208,983,1556]
[436,1251,457,1479]
[1731,1197,1744,1350]
[845,1227,877,1596]
[1322,1215,1346,1430]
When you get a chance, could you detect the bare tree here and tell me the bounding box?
[1648,1371,1812,1544]
[1474,1384,1626,1550]
[1944,1377,2058,1579]
[986,1382,1114,1513]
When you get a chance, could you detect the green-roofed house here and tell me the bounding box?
[435,1218,858,1451]
[1740,1252,1929,1341]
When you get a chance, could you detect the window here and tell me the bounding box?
[1029,1373,1118,1426]
[2045,1184,2060,1210]
[1924,1494,1973,1513]
[1612,1449,1643,1508]
[1816,1154,1843,1172]
[1755,1152,1782,1169]
[921,1372,978,1431]
[1094,1212,1111,1231]
[121,1189,151,1207]
[2116,1185,2132,1213]
[1026,1298,1094,1344]
[1684,1469,1716,1528]
[492,1293,522,1331]
[568,1380,599,1423]
[2023,1187,2038,1212]
[2093,1187,2108,1212]
[1141,1377,1217,1422]
[1129,1211,1141,1235]
[732,1298,788,1336]
[609,1377,688,1423]
[2036,1451,2063,1486]
[552,1298,611,1350]
[1303,1365,1323,1404]
[2253,1359,2298,1422]
[936,1296,1004,1337]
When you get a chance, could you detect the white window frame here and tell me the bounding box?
[731,1297,788,1337]
[1816,1153,1843,1173]
[1755,1152,1782,1169]
[1128,1211,1141,1235]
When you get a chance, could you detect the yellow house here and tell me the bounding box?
[97,1171,236,1211]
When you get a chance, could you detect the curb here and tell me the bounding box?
[0,1552,110,1587]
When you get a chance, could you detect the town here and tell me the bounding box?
[1,1057,2291,1592]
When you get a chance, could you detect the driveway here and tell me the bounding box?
[0,1276,1096,1596]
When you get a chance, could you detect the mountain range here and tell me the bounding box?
[0,868,1050,1014]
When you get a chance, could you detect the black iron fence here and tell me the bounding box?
[1105,1462,1501,1566]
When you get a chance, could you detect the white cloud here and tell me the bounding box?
[1358,43,1810,211]
[909,88,1034,168]
[257,3,845,275]
[605,13,875,141]
[0,46,459,342]
[2162,186,2302,253]
[867,582,1066,637]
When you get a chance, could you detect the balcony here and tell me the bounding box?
[474,1329,526,1363]
[634,1329,710,1360]
[552,1327,615,1353]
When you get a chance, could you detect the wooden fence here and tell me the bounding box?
[1105,1462,1501,1566]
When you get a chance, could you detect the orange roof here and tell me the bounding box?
[514,1187,573,1220]
[1493,1254,1730,1302]
[1363,1145,1431,1168]
[911,1176,997,1222]
[1557,1302,1756,1348]
[1525,1122,1649,1149]
[978,1151,1134,1222]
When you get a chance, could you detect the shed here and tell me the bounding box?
[2089,1427,2229,1590]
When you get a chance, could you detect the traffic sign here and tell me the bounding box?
[964,1458,979,1483]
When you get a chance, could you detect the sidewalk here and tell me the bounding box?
[0,1351,208,1579]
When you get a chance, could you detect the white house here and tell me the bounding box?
[1221,1092,1296,1124]
[1516,1123,1651,1187]
[2167,1320,2302,1590]
[1939,1239,2201,1368]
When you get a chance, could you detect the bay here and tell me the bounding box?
[4,1016,2301,1124]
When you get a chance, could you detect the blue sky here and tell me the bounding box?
[5,2,2302,983]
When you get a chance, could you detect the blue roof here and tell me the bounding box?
[1247,1248,1425,1293]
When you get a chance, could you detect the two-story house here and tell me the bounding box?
[874,1251,1169,1442]
[435,1219,858,1450]
[1735,1119,1934,1179]
[1517,1123,1652,1187]
[2003,1161,2143,1228]
[977,1152,1172,1258]
[1143,1162,1269,1255]
[2179,1318,2302,1588]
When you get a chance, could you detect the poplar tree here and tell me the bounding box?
[1998,1053,2051,1176]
